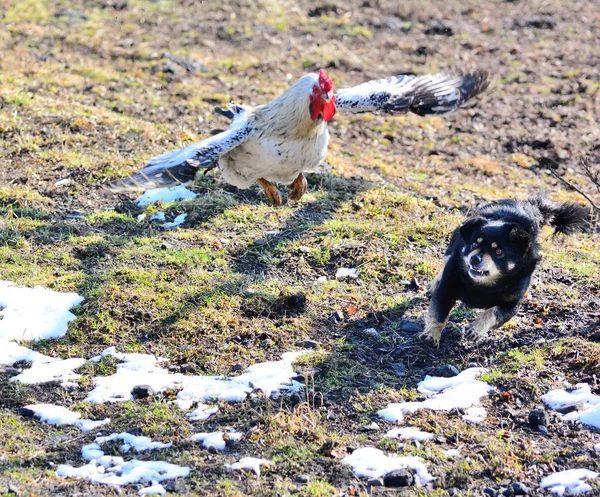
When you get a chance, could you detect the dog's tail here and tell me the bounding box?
[527,194,589,234]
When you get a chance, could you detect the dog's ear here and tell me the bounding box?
[508,224,531,244]
[459,216,485,240]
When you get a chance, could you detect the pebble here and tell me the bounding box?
[398,320,422,333]
[537,425,548,434]
[367,478,384,487]
[528,409,547,429]
[484,487,498,497]
[383,468,414,487]
[359,422,380,432]
[329,310,345,323]
[295,340,319,349]
[231,363,244,372]
[436,365,460,377]
[131,385,154,399]
[363,328,379,338]
[390,363,406,377]
[164,481,187,493]
[512,482,531,495]
[295,475,310,484]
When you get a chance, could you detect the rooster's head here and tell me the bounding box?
[309,70,336,122]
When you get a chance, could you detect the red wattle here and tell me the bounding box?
[322,96,336,122]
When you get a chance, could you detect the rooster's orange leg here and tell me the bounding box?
[257,178,282,206]
[289,173,307,202]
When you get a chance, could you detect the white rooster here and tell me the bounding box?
[109,69,489,205]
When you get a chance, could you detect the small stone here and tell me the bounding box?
[447,488,459,496]
[329,310,345,323]
[512,482,530,495]
[180,363,197,374]
[295,340,319,349]
[359,422,380,432]
[295,475,310,484]
[18,407,36,419]
[502,488,512,497]
[231,363,244,372]
[399,320,422,333]
[588,331,600,342]
[537,425,548,434]
[131,385,154,399]
[368,478,384,487]
[528,409,547,429]
[436,365,460,377]
[164,481,187,493]
[207,445,218,454]
[363,328,379,337]
[390,363,406,377]
[483,488,498,497]
[383,469,414,487]
[351,201,364,211]
[5,367,20,377]
[555,403,583,415]
[298,245,311,253]
[160,242,173,250]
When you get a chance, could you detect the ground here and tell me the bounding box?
[1,0,600,496]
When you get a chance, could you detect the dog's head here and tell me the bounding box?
[459,217,532,285]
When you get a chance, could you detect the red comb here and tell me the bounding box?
[319,69,333,93]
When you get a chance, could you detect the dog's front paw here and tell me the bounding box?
[464,320,489,340]
[419,327,442,347]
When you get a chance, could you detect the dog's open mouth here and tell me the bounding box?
[469,267,490,277]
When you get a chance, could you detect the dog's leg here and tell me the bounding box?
[465,302,521,339]
[420,283,456,346]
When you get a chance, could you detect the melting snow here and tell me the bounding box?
[22,404,110,432]
[342,447,434,486]
[542,384,600,429]
[225,457,272,477]
[138,483,166,495]
[189,431,243,451]
[162,213,187,229]
[540,469,598,496]
[87,348,306,410]
[443,449,461,458]
[135,184,197,207]
[58,431,186,489]
[385,427,434,442]
[0,281,86,387]
[378,368,492,423]
[335,267,358,280]
[462,407,487,424]
[0,280,84,341]
[150,212,166,221]
[188,403,219,421]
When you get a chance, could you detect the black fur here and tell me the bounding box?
[423,195,589,343]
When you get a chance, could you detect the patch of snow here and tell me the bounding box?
[76,418,111,432]
[0,341,51,366]
[225,457,272,477]
[0,280,84,341]
[316,276,327,284]
[189,431,242,451]
[12,358,87,387]
[139,483,166,495]
[187,404,219,421]
[463,407,487,424]
[87,348,306,411]
[137,213,147,222]
[385,427,434,442]
[543,384,600,430]
[95,433,172,453]
[335,267,358,280]
[24,404,81,425]
[150,212,166,222]
[540,469,598,496]
[341,447,434,486]
[378,368,492,423]
[135,184,197,207]
[443,449,461,458]
[162,213,187,229]
[57,459,190,487]
[542,384,600,411]
[594,443,600,453]
[82,443,105,460]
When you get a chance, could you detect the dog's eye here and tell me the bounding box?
[495,248,503,256]
[471,242,478,249]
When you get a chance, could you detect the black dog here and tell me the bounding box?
[421,194,589,344]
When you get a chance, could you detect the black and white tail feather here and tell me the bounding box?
[527,194,589,235]
[335,70,489,115]
[107,105,252,192]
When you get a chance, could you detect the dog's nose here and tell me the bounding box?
[470,253,483,266]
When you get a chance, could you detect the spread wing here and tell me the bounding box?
[335,70,490,116]
[107,105,252,192]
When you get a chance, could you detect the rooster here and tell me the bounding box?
[109,69,490,205]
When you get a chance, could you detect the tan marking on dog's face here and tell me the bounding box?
[464,251,501,285]
[476,238,483,243]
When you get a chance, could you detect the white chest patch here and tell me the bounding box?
[219,126,329,189]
